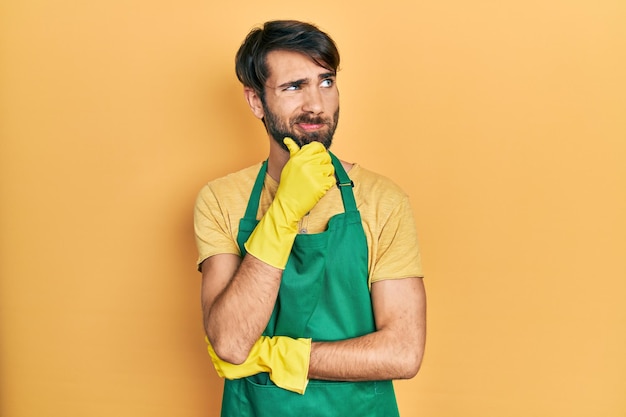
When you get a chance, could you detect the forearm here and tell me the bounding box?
[201,141,335,365]
[308,328,425,381]
[309,278,427,382]
[203,254,282,364]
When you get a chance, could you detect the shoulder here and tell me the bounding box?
[204,163,262,192]
[350,164,409,203]
[197,163,263,202]
[349,163,416,234]
[349,164,423,283]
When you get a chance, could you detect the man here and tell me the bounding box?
[194,20,426,416]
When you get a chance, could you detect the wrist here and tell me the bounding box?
[244,205,299,269]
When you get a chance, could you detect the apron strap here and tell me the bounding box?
[329,152,358,212]
[242,160,267,221]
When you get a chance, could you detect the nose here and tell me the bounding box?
[301,86,324,114]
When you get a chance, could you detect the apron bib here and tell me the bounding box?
[222,153,399,417]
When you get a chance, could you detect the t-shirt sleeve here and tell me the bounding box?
[369,194,424,284]
[193,184,241,270]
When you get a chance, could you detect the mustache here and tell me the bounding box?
[290,115,331,125]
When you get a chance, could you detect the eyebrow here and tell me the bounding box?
[276,72,336,89]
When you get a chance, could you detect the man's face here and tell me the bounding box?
[261,50,339,151]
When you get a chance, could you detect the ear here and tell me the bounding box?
[243,87,265,120]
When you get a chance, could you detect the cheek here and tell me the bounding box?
[269,95,299,113]
[323,90,339,107]
[283,103,306,120]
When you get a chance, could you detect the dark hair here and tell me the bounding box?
[235,20,340,100]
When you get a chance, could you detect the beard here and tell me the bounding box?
[262,103,340,152]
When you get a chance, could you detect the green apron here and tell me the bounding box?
[222,153,400,417]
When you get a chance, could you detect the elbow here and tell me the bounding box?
[395,330,426,379]
[209,337,250,365]
[204,323,251,365]
[405,356,423,379]
[396,353,423,380]
[222,350,249,366]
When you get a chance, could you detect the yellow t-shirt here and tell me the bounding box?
[194,162,423,286]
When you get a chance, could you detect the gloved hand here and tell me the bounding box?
[245,137,335,269]
[206,335,312,394]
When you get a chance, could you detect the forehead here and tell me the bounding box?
[265,50,331,85]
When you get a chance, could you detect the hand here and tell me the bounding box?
[244,138,335,269]
[206,335,311,394]
[276,137,335,223]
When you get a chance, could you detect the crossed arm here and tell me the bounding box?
[201,252,426,381]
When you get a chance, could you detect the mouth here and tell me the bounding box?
[293,116,330,132]
[296,123,326,132]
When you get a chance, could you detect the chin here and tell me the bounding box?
[298,134,333,149]
[273,133,333,151]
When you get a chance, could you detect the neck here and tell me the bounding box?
[266,139,290,182]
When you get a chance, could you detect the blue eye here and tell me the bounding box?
[321,79,334,88]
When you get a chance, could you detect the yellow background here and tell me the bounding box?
[1,0,625,416]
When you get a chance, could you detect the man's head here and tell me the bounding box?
[235,20,341,150]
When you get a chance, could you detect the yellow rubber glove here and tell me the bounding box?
[206,335,312,394]
[245,138,335,269]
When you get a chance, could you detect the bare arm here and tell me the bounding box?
[201,253,283,364]
[200,143,336,366]
[308,277,426,381]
